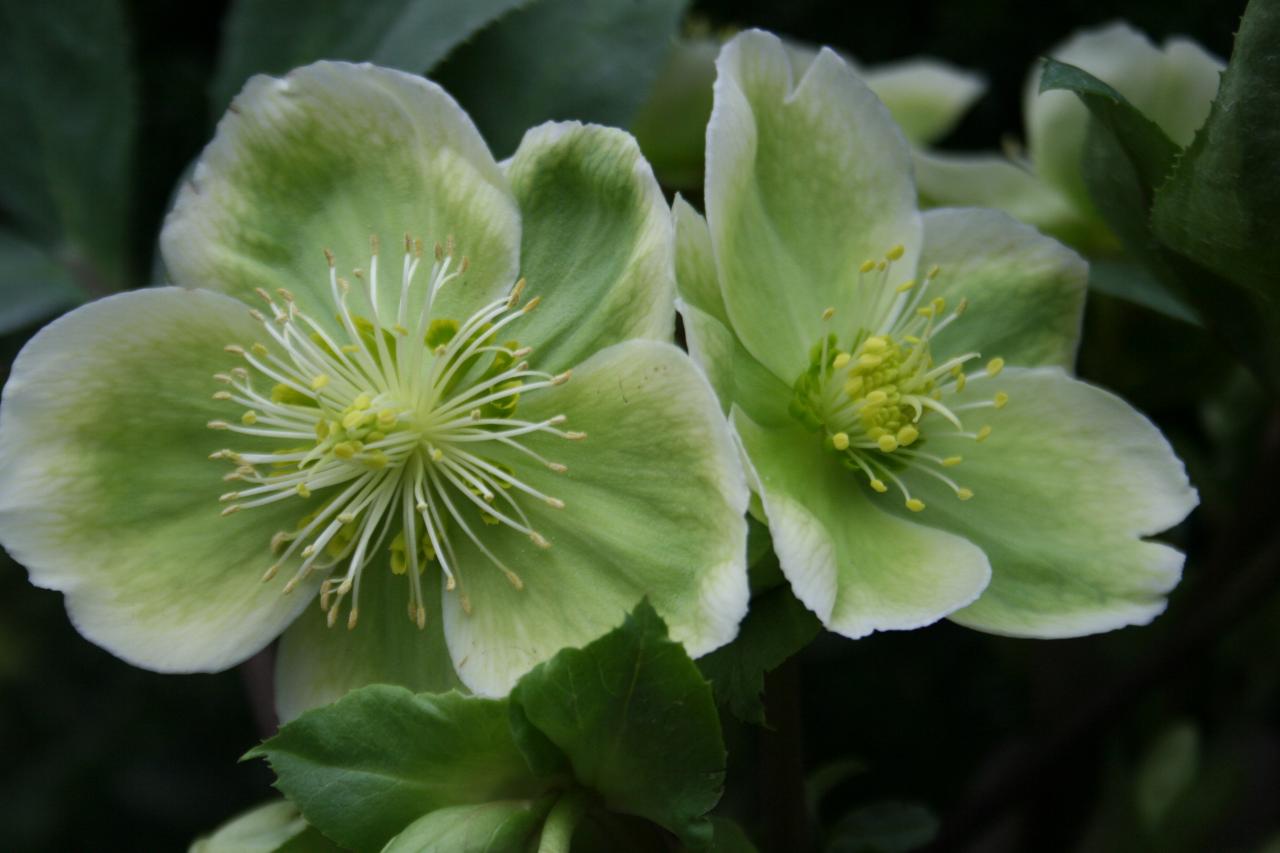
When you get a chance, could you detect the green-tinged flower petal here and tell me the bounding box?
[707,29,922,383]
[673,196,793,424]
[1026,23,1222,214]
[503,122,674,374]
[0,289,322,671]
[861,59,986,146]
[274,561,461,722]
[162,61,520,331]
[895,367,1197,636]
[732,407,991,638]
[918,208,1086,370]
[912,150,1109,252]
[440,340,749,696]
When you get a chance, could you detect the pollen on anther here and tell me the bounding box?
[986,357,1005,377]
[905,498,926,512]
[994,392,1009,409]
[870,479,888,493]
[886,244,905,261]
[832,432,850,451]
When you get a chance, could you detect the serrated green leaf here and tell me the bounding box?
[510,601,725,848]
[248,686,546,853]
[209,0,529,115]
[0,0,136,290]
[382,800,551,853]
[697,584,820,726]
[1152,0,1279,297]
[0,229,87,335]
[433,0,688,157]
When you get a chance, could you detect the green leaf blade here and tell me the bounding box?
[510,601,726,848]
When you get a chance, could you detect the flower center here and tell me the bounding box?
[789,245,1008,512]
[209,236,581,629]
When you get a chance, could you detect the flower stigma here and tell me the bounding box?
[789,245,1008,512]
[208,236,583,630]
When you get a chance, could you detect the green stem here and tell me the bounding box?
[537,790,590,853]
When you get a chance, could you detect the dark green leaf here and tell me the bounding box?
[1152,0,1279,297]
[210,0,529,114]
[508,700,570,779]
[1039,58,1179,192]
[381,800,551,853]
[698,584,820,726]
[247,686,546,853]
[433,0,689,157]
[826,802,938,853]
[0,230,88,335]
[510,601,725,848]
[1087,260,1200,325]
[0,0,136,289]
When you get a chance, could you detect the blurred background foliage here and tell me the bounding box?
[0,0,1275,850]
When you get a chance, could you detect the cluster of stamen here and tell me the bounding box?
[790,245,1008,512]
[209,236,581,629]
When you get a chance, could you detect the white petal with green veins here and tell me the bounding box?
[162,61,520,336]
[439,340,750,696]
[889,367,1197,636]
[917,208,1086,370]
[707,29,922,383]
[0,288,321,671]
[733,407,991,637]
[274,559,461,722]
[861,58,986,146]
[503,122,675,374]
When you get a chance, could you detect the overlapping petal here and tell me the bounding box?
[706,29,921,383]
[162,62,521,335]
[0,288,322,671]
[439,340,750,696]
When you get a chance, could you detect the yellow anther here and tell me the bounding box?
[844,376,864,396]
[832,432,850,451]
[311,374,330,391]
[866,390,888,405]
[986,357,1005,377]
[241,411,258,426]
[858,353,882,369]
[877,260,887,271]
[862,336,889,353]
[353,393,371,410]
[315,421,330,440]
[392,324,409,336]
[931,297,946,314]
[927,264,941,280]
[895,279,916,293]
[905,498,926,512]
[333,442,357,460]
[955,372,967,392]
[364,450,389,470]
[994,391,1009,409]
[956,488,974,501]
[366,431,385,443]
[942,455,963,467]
[870,478,888,493]
[877,434,899,453]
[251,343,269,357]
[323,248,335,267]
[955,298,968,316]
[821,306,836,321]
[224,344,245,356]
[859,259,877,273]
[833,352,851,369]
[530,532,551,549]
[296,483,311,499]
[342,410,370,431]
[431,447,444,462]
[212,390,231,400]
[377,409,398,428]
[976,425,992,442]
[886,244,905,261]
[521,295,542,314]
[897,425,919,446]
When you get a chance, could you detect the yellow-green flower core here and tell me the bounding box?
[789,245,1008,512]
[209,237,582,629]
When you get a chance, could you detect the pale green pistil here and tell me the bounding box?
[208,238,582,629]
[789,245,1009,512]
